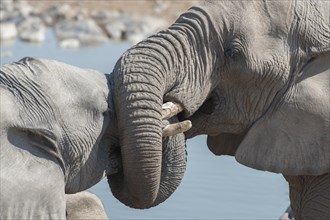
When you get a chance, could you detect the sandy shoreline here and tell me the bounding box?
[27,0,202,24]
[0,0,203,47]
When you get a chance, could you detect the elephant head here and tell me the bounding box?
[0,57,113,193]
[1,57,122,218]
[109,0,329,208]
[184,0,330,176]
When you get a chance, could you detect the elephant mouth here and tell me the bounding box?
[161,101,192,137]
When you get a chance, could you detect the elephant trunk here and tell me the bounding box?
[108,49,175,208]
[108,5,219,209]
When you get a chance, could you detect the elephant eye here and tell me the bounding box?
[224,48,240,60]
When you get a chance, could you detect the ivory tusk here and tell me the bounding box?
[162,120,192,137]
[162,102,184,120]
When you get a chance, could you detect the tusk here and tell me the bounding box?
[162,102,184,120]
[162,120,192,137]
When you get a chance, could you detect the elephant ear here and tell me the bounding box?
[235,52,330,175]
[8,127,65,169]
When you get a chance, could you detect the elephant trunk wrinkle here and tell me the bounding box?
[109,5,220,209]
[109,56,165,207]
[109,44,182,208]
[162,6,222,117]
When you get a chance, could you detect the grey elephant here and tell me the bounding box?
[109,0,329,219]
[0,57,186,218]
[66,191,108,220]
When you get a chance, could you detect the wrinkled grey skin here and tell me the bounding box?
[106,118,187,209]
[0,57,110,219]
[66,191,108,220]
[0,57,186,218]
[110,0,329,218]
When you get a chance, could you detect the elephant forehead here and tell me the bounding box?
[227,1,292,40]
[6,57,110,129]
[34,58,109,115]
[50,74,108,113]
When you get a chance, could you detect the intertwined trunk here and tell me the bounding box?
[108,6,219,208]
[109,49,169,208]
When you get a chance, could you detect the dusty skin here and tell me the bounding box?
[1,0,329,219]
[0,57,187,218]
[109,0,329,218]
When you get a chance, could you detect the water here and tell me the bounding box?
[0,29,289,219]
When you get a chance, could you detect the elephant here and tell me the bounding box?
[0,57,186,218]
[109,0,329,218]
[65,191,108,220]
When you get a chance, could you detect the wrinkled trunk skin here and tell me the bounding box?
[108,6,219,209]
[284,173,330,220]
[107,115,186,208]
[108,46,188,207]
[108,51,167,208]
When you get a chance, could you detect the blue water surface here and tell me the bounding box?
[0,29,289,220]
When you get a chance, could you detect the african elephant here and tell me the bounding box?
[66,191,108,220]
[0,57,186,218]
[109,0,329,218]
